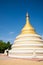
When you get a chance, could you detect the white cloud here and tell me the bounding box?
[9,32,14,34]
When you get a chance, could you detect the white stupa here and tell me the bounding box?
[9,13,43,59]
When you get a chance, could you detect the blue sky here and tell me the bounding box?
[0,0,43,43]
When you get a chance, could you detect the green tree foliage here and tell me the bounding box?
[0,40,12,53]
[6,41,12,50]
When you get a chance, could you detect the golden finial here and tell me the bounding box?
[26,12,30,24]
[26,12,29,17]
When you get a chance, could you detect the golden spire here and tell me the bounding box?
[25,12,33,29]
[21,12,36,34]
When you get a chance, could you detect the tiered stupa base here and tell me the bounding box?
[9,13,43,59]
[9,49,43,59]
